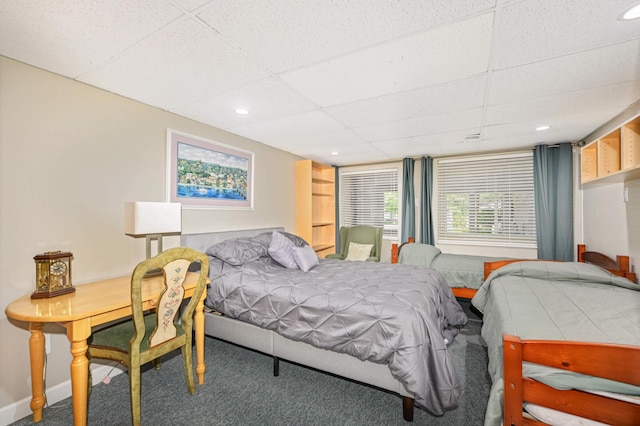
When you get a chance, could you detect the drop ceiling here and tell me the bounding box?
[1,0,639,166]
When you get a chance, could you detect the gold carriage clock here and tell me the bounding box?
[32,251,75,299]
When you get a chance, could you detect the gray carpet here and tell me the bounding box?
[11,309,490,425]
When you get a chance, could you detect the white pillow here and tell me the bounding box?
[268,230,298,268]
[292,245,319,272]
[345,242,374,261]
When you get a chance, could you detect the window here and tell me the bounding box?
[339,167,399,238]
[436,152,536,247]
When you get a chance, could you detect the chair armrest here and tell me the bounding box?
[325,253,344,260]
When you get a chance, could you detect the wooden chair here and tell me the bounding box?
[88,247,209,426]
[503,334,640,426]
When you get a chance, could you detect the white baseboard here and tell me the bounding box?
[0,364,125,426]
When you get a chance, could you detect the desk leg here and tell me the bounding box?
[67,320,91,426]
[28,322,46,423]
[195,297,206,384]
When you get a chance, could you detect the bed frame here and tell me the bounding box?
[577,244,637,282]
[503,334,640,425]
[182,228,415,422]
[482,246,639,424]
[483,244,637,282]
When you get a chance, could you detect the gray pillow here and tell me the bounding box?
[281,231,309,247]
[255,231,309,248]
[205,237,268,266]
[292,245,319,272]
[268,230,298,268]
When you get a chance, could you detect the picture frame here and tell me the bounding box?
[166,129,254,209]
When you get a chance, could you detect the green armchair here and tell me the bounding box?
[326,225,383,262]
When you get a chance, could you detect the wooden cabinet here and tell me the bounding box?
[581,115,640,185]
[295,160,336,258]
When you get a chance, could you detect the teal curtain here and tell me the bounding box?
[401,158,415,243]
[533,143,574,261]
[419,156,435,244]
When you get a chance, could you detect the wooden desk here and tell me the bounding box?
[5,272,207,425]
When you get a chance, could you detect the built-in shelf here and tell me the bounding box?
[581,115,640,185]
[312,244,335,253]
[296,160,336,258]
[312,177,333,184]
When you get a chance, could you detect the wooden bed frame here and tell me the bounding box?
[503,335,640,426]
[482,246,639,424]
[483,244,637,282]
[182,228,416,422]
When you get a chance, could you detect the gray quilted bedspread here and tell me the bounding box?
[207,257,468,415]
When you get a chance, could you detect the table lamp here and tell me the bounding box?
[124,202,182,264]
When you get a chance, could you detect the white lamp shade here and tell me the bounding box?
[124,202,182,236]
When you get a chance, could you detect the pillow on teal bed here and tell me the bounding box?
[205,237,268,266]
[398,243,441,266]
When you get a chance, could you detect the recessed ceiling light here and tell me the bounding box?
[620,3,640,20]
[536,125,551,131]
[331,151,339,156]
[234,108,249,115]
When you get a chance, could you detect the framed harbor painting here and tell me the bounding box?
[166,129,254,209]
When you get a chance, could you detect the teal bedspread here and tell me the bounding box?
[398,243,509,290]
[471,261,640,426]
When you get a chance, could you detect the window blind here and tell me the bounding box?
[436,152,536,247]
[339,168,399,238]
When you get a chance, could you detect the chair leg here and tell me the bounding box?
[129,361,142,426]
[181,344,196,395]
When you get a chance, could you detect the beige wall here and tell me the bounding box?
[582,179,640,269]
[0,56,298,422]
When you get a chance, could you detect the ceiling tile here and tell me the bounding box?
[171,0,213,12]
[197,0,496,73]
[0,0,182,78]
[354,108,483,142]
[229,111,356,146]
[281,139,388,166]
[79,18,270,109]
[482,103,628,147]
[170,77,319,129]
[486,81,640,127]
[325,76,486,128]
[481,117,616,146]
[489,40,640,105]
[279,13,494,107]
[493,0,640,69]
[371,128,483,158]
